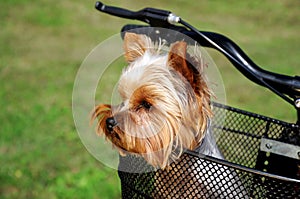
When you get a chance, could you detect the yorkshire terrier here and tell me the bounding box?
[92,32,247,198]
[92,32,213,167]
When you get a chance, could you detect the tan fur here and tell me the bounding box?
[123,32,154,63]
[92,32,212,169]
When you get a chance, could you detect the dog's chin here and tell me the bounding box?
[101,126,125,152]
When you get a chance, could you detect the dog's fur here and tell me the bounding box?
[92,32,248,198]
[92,32,212,168]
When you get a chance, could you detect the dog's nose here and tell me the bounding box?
[106,117,117,132]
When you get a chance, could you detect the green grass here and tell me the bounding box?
[0,0,299,198]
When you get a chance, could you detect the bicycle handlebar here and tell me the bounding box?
[95,1,300,122]
[95,1,137,20]
[95,1,178,26]
[121,24,300,93]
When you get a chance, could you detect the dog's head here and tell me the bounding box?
[92,33,212,168]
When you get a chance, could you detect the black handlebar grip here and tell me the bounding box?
[95,2,176,26]
[95,1,137,19]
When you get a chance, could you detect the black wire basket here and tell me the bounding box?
[118,103,300,198]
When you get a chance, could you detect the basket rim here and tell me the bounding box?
[211,102,299,128]
[185,149,300,183]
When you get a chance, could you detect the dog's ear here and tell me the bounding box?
[123,32,152,63]
[168,41,213,125]
[168,41,200,94]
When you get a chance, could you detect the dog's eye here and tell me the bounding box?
[140,100,152,110]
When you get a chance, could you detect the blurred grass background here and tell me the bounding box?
[0,0,299,198]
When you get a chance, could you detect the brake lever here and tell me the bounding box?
[95,1,180,26]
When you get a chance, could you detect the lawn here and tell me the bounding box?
[0,0,299,198]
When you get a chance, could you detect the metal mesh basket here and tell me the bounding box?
[118,103,300,198]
